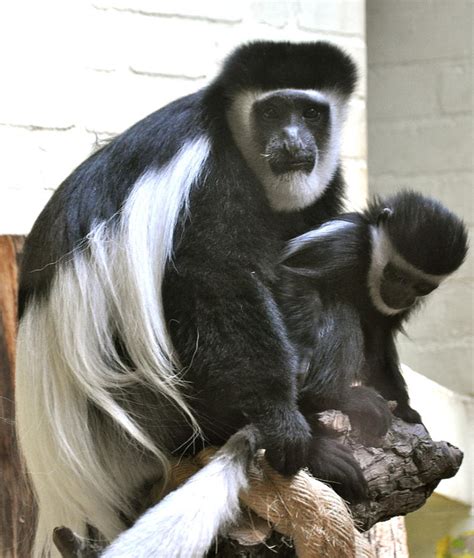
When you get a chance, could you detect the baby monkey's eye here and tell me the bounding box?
[303,107,322,120]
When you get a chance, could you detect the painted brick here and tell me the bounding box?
[80,70,207,134]
[122,15,222,78]
[81,7,133,73]
[440,63,472,114]
[368,116,473,175]
[0,186,54,235]
[342,99,367,159]
[400,343,473,396]
[367,0,472,64]
[0,65,79,129]
[250,1,294,28]
[297,0,364,36]
[342,159,368,210]
[0,126,93,191]
[368,64,438,120]
[92,0,244,22]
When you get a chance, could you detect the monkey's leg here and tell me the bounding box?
[365,337,422,424]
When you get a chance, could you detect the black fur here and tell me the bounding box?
[209,40,358,101]
[19,41,357,481]
[278,191,468,445]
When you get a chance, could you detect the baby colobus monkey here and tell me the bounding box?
[16,41,360,556]
[278,190,468,440]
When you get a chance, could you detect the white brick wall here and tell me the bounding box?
[367,0,473,396]
[0,0,367,234]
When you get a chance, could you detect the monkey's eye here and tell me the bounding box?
[262,106,279,120]
[383,264,407,284]
[303,107,322,120]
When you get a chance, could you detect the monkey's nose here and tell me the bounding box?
[282,127,304,156]
[283,139,302,156]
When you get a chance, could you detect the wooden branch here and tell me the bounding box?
[344,411,462,531]
[53,409,462,557]
[0,235,36,558]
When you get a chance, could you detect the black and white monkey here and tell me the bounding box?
[16,41,360,556]
[278,190,468,437]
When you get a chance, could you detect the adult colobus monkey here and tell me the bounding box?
[279,190,468,434]
[16,41,358,555]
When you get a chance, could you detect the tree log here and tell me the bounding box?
[54,409,462,557]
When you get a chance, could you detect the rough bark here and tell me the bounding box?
[0,235,36,558]
[54,409,462,557]
[345,412,461,532]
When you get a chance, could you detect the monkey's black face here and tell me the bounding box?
[380,262,437,309]
[252,91,330,176]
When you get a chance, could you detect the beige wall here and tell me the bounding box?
[367,0,473,396]
[0,0,367,235]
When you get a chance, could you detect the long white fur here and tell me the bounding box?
[102,429,256,558]
[368,225,447,316]
[227,88,349,212]
[15,136,210,557]
[282,219,356,261]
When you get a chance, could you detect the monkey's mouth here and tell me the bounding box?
[269,156,315,175]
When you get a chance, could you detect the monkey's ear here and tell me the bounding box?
[376,207,393,226]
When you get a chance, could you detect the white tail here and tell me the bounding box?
[102,427,258,558]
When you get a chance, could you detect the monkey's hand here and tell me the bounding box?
[307,430,368,503]
[258,407,312,476]
[341,385,392,438]
[393,402,422,424]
